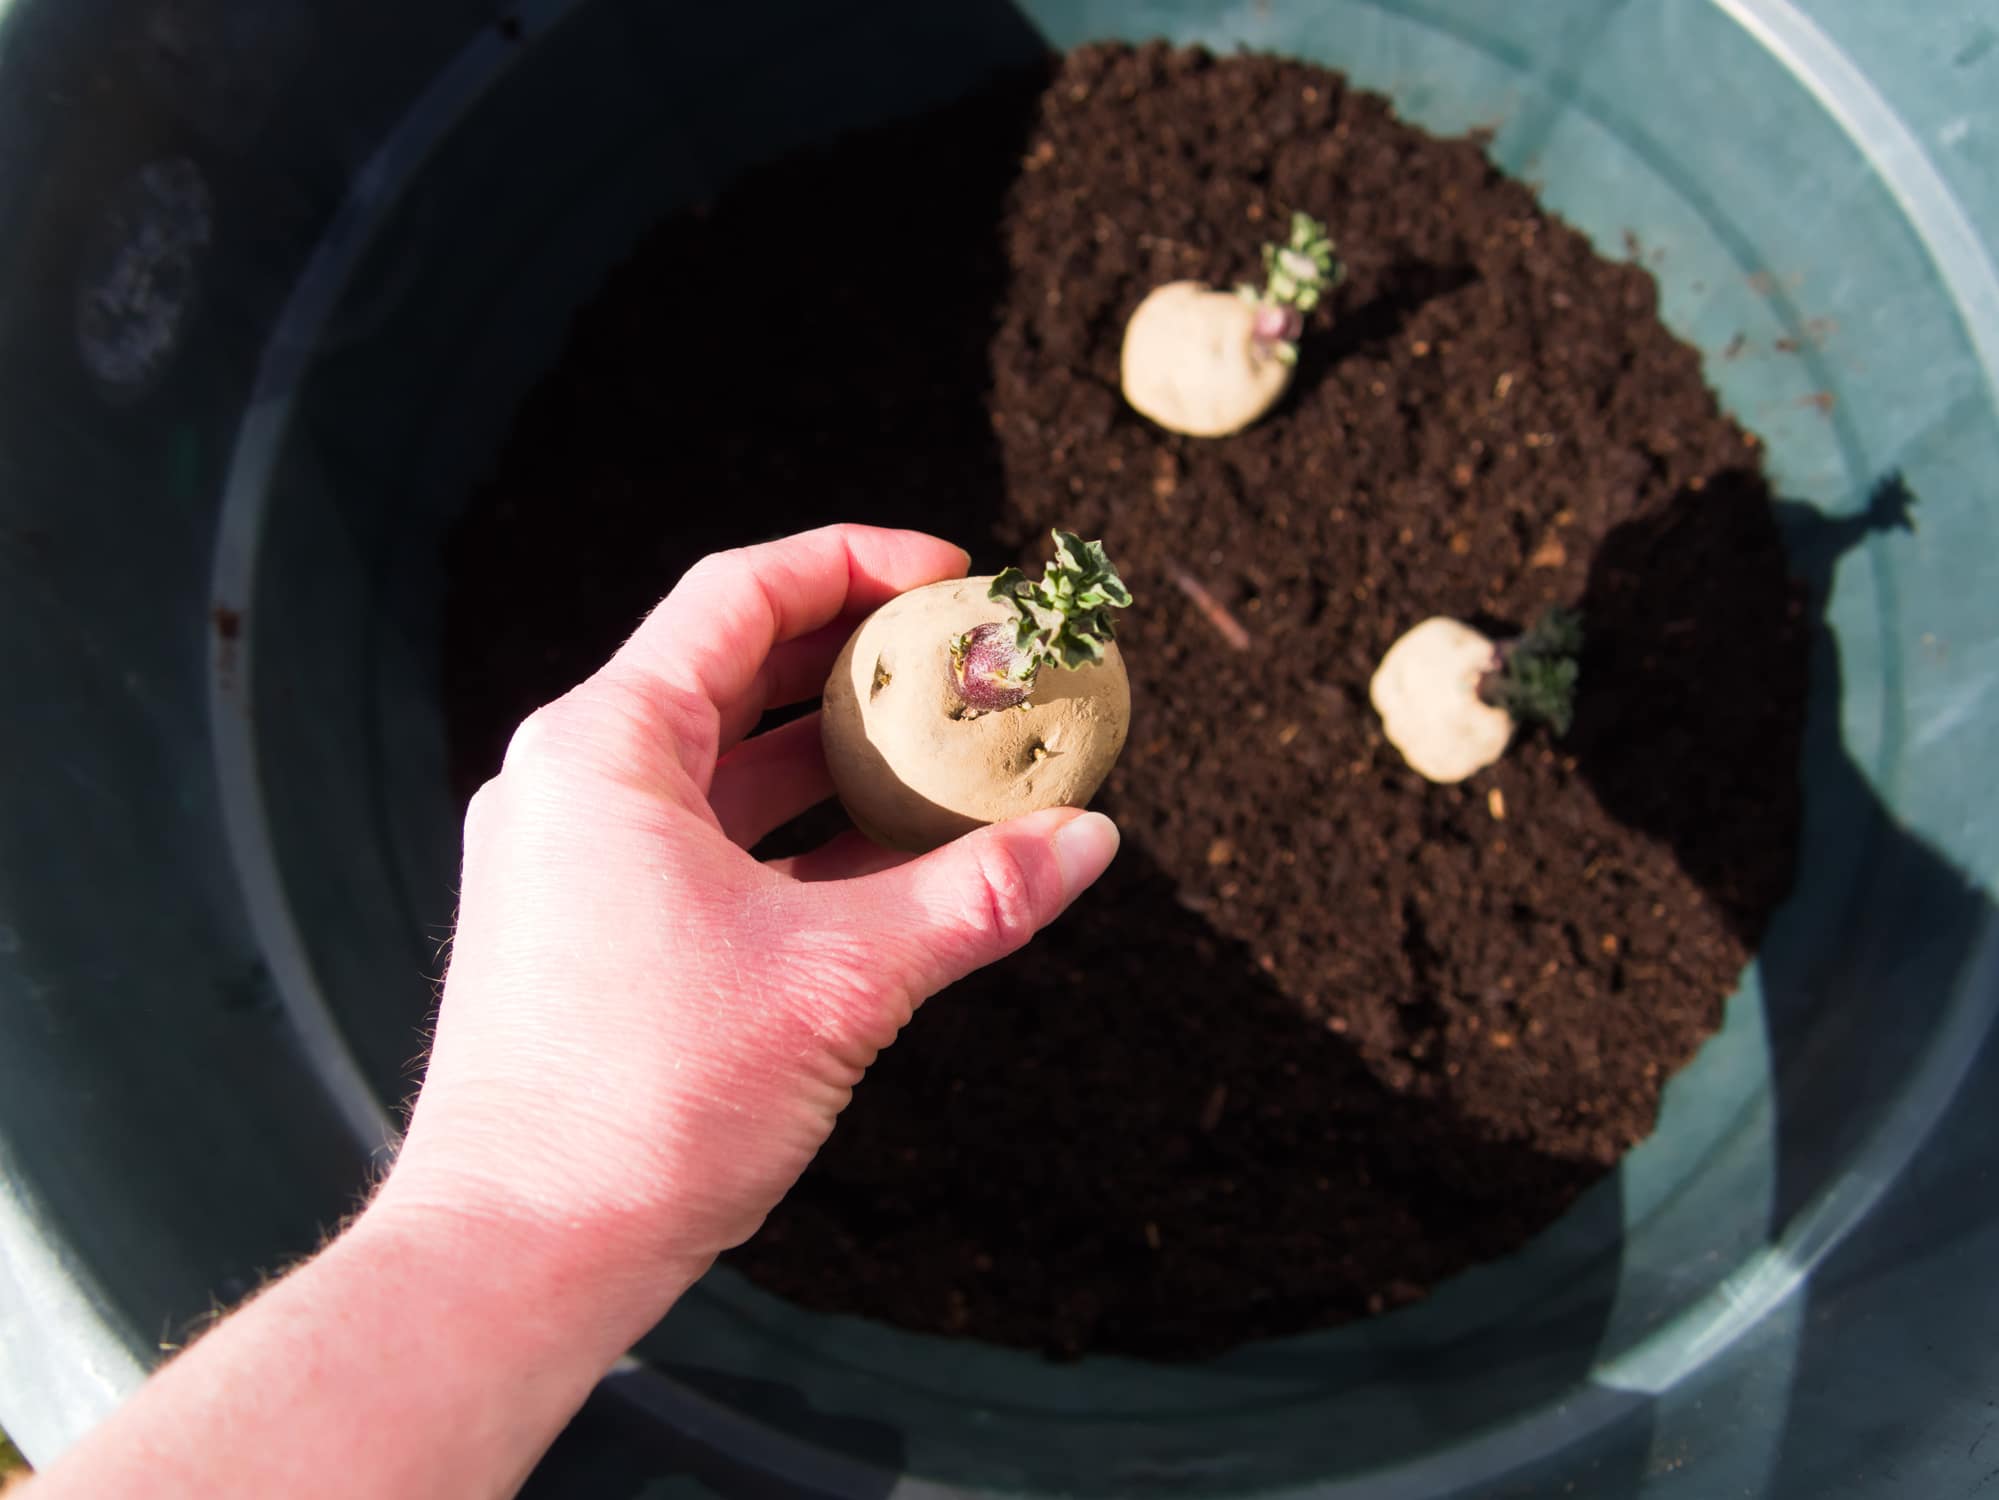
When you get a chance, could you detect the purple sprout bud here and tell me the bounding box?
[948,533,1132,717]
[951,622,1034,713]
[1251,304,1305,345]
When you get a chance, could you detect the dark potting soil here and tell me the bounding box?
[441,42,1808,1359]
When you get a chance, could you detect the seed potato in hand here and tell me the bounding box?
[822,532,1134,851]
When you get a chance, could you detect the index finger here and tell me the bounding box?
[603,524,971,773]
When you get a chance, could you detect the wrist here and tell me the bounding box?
[354,1173,708,1363]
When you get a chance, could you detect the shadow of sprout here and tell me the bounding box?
[1567,466,1817,947]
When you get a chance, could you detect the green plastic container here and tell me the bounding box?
[2,1,1995,1493]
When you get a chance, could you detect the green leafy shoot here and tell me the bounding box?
[1235,211,1344,364]
[1480,607,1583,735]
[988,531,1134,676]
[1262,211,1343,311]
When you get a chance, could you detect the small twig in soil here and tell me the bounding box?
[1199,1083,1229,1132]
[1171,569,1252,651]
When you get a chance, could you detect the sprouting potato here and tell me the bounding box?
[822,533,1134,851]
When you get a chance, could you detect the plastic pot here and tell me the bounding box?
[1,1,1995,1493]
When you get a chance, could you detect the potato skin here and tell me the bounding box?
[1120,281,1294,437]
[821,577,1131,852]
[1369,616,1514,783]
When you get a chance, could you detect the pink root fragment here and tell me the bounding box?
[1172,569,1252,651]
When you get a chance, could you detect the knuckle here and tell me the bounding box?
[964,840,1044,953]
[677,547,780,629]
[463,778,502,839]
[788,935,919,1062]
[676,549,749,600]
[499,703,569,774]
[496,699,609,800]
[500,685,685,787]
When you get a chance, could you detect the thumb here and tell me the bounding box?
[816,807,1121,1006]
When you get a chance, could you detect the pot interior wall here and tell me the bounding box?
[2,0,1995,1493]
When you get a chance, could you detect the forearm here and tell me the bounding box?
[24,1201,697,1500]
[9,527,1116,1497]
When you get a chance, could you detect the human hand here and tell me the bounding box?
[377,525,1121,1325]
[21,526,1119,1500]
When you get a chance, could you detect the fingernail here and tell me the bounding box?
[1053,811,1121,903]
